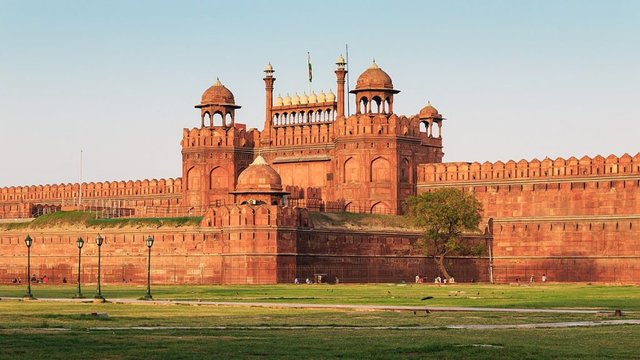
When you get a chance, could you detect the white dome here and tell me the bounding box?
[308,91,317,103]
[326,90,336,102]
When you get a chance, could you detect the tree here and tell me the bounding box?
[404,188,483,280]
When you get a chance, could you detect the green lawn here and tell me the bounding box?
[1,284,639,359]
[2,283,639,310]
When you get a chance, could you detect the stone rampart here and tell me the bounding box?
[418,153,640,283]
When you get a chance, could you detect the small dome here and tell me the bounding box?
[300,92,309,105]
[292,92,300,105]
[419,101,442,119]
[201,78,236,105]
[326,90,336,102]
[308,91,317,103]
[336,54,346,65]
[265,62,274,72]
[283,93,292,106]
[275,94,283,107]
[317,91,326,103]
[235,156,283,192]
[355,61,394,90]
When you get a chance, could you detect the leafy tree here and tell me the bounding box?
[404,188,483,280]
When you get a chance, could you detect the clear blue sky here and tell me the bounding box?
[1,0,638,186]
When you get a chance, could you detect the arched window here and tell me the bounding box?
[212,112,224,127]
[186,167,200,190]
[400,158,410,183]
[372,96,383,113]
[344,157,359,183]
[370,157,390,182]
[359,97,368,114]
[209,167,227,190]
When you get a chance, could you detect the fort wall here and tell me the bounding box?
[418,153,640,283]
[0,178,183,219]
[0,203,489,285]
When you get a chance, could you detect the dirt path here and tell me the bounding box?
[28,297,623,314]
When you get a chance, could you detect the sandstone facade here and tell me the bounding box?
[418,155,640,282]
[0,56,637,284]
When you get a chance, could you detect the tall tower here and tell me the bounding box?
[335,55,347,119]
[182,79,253,208]
[262,63,275,146]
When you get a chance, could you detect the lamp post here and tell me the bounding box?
[73,237,85,299]
[94,234,105,302]
[143,235,154,300]
[23,235,35,300]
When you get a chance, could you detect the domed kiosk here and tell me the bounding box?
[350,60,400,115]
[196,78,241,128]
[418,101,445,138]
[231,156,289,206]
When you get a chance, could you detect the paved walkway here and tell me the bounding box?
[86,319,640,331]
[3,296,630,315]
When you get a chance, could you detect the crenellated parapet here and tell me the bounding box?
[418,153,640,184]
[200,204,311,228]
[0,177,182,203]
[333,113,423,138]
[181,123,255,149]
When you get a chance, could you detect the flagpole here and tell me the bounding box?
[79,149,83,207]
[307,52,312,95]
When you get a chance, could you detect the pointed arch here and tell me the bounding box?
[370,156,390,182]
[370,201,389,214]
[343,157,359,183]
[400,158,411,183]
[186,166,200,191]
[209,166,228,190]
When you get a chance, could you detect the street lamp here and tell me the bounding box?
[73,237,85,299]
[23,235,35,300]
[143,235,154,300]
[94,234,105,302]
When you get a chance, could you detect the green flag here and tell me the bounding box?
[307,52,312,83]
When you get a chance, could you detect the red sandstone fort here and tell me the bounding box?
[1,56,638,284]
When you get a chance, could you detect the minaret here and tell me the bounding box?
[335,55,347,119]
[263,63,275,146]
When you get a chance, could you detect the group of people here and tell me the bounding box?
[293,276,339,284]
[515,273,548,284]
[414,275,455,284]
[11,274,60,284]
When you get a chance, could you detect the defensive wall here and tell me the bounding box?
[418,153,640,283]
[0,178,183,219]
[0,205,489,285]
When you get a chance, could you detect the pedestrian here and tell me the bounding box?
[541,273,547,283]
[294,277,299,284]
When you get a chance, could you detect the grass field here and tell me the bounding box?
[1,284,639,359]
[2,283,639,310]
[0,211,202,230]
